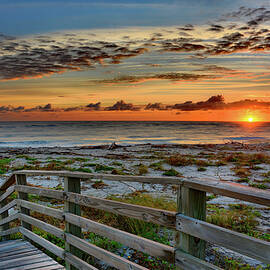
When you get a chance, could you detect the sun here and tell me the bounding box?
[248,117,254,122]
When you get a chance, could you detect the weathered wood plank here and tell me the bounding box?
[20,213,64,240]
[0,200,16,215]
[176,214,270,264]
[67,192,176,228]
[175,250,222,270]
[16,174,32,233]
[15,170,181,185]
[16,261,64,270]
[0,249,42,261]
[16,199,64,220]
[19,227,65,259]
[64,177,83,270]
[0,212,19,226]
[0,226,19,237]
[0,185,15,203]
[14,171,270,206]
[0,240,28,251]
[66,233,148,270]
[65,212,175,262]
[0,174,16,191]
[65,252,99,270]
[183,178,270,207]
[0,252,51,269]
[0,240,64,270]
[0,246,37,258]
[176,187,206,264]
[15,185,64,200]
[0,190,10,241]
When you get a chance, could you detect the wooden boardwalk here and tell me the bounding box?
[0,239,65,270]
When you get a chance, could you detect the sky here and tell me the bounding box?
[1,0,270,121]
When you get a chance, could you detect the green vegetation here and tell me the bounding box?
[137,164,148,175]
[163,168,181,177]
[149,161,164,171]
[0,158,12,174]
[198,167,207,172]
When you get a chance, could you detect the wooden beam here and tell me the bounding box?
[182,178,270,207]
[14,170,270,206]
[20,213,64,240]
[0,191,9,240]
[16,199,64,220]
[0,212,19,226]
[19,227,64,259]
[66,233,148,270]
[0,185,15,203]
[64,177,83,270]
[65,252,98,270]
[65,212,175,262]
[0,174,16,191]
[66,192,176,228]
[176,214,270,264]
[15,170,181,185]
[0,200,17,215]
[0,226,19,237]
[15,185,64,200]
[176,186,206,267]
[15,174,32,233]
[175,250,222,270]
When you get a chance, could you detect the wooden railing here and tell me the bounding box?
[0,170,269,270]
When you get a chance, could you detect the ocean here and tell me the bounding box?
[0,121,268,147]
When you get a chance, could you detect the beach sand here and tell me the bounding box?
[0,142,269,268]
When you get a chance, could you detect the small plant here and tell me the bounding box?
[166,155,193,166]
[137,164,148,175]
[248,182,267,189]
[91,180,108,189]
[198,167,207,172]
[163,168,181,177]
[149,161,164,171]
[95,164,114,172]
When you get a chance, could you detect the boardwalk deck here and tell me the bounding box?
[0,239,65,270]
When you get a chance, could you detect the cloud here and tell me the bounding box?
[24,104,56,112]
[1,5,270,82]
[105,100,140,111]
[2,95,270,114]
[95,72,218,84]
[85,102,101,111]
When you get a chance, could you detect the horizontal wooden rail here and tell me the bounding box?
[67,192,176,228]
[15,170,181,185]
[15,185,64,200]
[0,212,19,226]
[66,233,148,270]
[175,250,222,270]
[19,227,64,259]
[176,214,270,264]
[65,252,99,270]
[183,178,270,207]
[65,212,175,262]
[0,174,16,191]
[0,186,15,203]
[0,226,19,237]
[14,170,270,206]
[16,199,64,220]
[0,200,16,215]
[20,213,64,240]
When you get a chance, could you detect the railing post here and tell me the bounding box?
[16,174,32,235]
[0,190,9,241]
[64,177,83,270]
[175,185,206,268]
